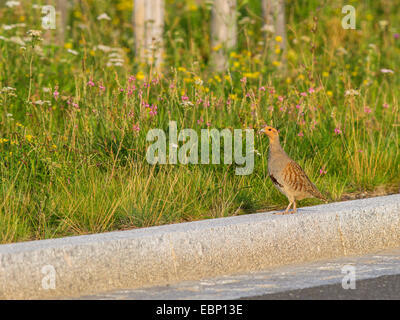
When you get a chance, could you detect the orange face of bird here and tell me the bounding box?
[259,126,279,140]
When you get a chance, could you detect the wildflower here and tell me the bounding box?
[308,87,315,94]
[322,71,329,77]
[25,134,34,142]
[53,89,59,99]
[383,103,389,108]
[394,33,400,39]
[380,68,394,74]
[327,91,333,97]
[298,131,304,137]
[275,36,283,43]
[261,24,275,33]
[334,128,342,135]
[259,86,266,91]
[364,106,372,114]
[319,167,327,175]
[5,1,20,8]
[27,30,42,37]
[345,89,359,96]
[300,92,307,97]
[278,96,284,102]
[240,77,247,84]
[132,124,140,132]
[67,49,79,55]
[87,80,95,87]
[272,60,281,67]
[136,71,145,80]
[97,13,111,21]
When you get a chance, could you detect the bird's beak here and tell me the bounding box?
[258,128,265,134]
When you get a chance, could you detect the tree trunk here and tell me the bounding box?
[56,0,69,45]
[133,0,165,68]
[210,0,237,72]
[262,0,286,61]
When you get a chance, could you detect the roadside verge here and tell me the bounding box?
[1,194,399,299]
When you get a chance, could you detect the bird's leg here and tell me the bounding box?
[284,201,293,214]
[293,201,297,213]
[273,201,292,215]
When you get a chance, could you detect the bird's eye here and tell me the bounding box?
[268,129,272,131]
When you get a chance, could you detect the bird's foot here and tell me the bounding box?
[274,209,296,215]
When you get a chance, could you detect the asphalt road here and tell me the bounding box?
[242,274,400,300]
[80,248,400,300]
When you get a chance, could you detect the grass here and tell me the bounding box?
[0,0,399,243]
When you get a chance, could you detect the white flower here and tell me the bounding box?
[261,24,275,33]
[27,30,42,37]
[95,44,112,52]
[378,20,389,29]
[5,1,20,8]
[345,89,359,96]
[42,87,51,93]
[170,143,178,149]
[97,13,111,21]
[380,68,394,74]
[2,23,26,30]
[67,49,79,55]
[10,36,25,46]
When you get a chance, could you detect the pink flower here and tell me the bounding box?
[334,128,342,135]
[259,86,266,91]
[87,80,95,87]
[296,104,301,109]
[298,131,304,137]
[53,90,59,99]
[319,167,327,175]
[300,92,307,97]
[132,124,140,132]
[240,77,247,84]
[394,33,400,39]
[278,96,284,102]
[181,95,189,101]
[364,106,372,114]
[99,84,105,91]
[128,75,136,82]
[383,103,389,108]
[308,87,315,93]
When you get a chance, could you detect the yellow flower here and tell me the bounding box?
[297,74,305,80]
[177,67,187,72]
[214,75,222,83]
[229,94,237,100]
[275,36,283,43]
[212,44,222,52]
[0,138,9,144]
[230,51,238,58]
[272,60,281,67]
[233,61,240,68]
[16,122,24,127]
[322,71,329,77]
[285,77,292,84]
[327,91,333,97]
[136,71,145,80]
[64,43,73,49]
[25,135,34,142]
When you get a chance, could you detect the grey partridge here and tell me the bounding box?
[260,126,326,214]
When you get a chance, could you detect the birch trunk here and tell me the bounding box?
[133,0,165,68]
[262,0,286,63]
[210,0,237,72]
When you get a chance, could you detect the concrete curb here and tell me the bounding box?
[1,194,399,299]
